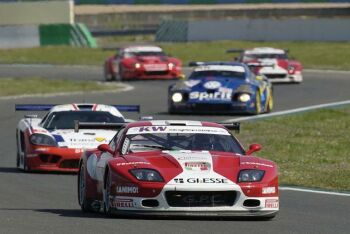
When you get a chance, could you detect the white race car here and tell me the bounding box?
[15,103,139,172]
[78,120,279,219]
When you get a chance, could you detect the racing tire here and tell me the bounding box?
[16,131,20,168]
[103,170,113,216]
[253,92,262,115]
[266,89,274,113]
[104,64,116,82]
[78,163,94,212]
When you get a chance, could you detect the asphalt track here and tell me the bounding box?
[0,64,349,234]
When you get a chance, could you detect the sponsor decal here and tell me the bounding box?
[265,199,279,209]
[174,178,228,184]
[144,64,167,71]
[241,162,273,168]
[116,186,139,194]
[116,161,150,166]
[138,126,167,132]
[184,162,210,171]
[127,126,230,136]
[189,91,231,101]
[262,187,276,195]
[203,81,221,90]
[95,137,106,142]
[113,198,134,208]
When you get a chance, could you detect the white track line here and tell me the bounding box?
[0,82,134,100]
[280,187,350,197]
[223,99,350,123]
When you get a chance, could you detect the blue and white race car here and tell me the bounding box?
[168,62,273,115]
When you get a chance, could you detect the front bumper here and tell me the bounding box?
[108,185,279,217]
[264,73,303,83]
[26,147,82,172]
[122,68,181,80]
[169,102,256,114]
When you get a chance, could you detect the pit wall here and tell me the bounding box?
[156,18,350,42]
[0,24,97,49]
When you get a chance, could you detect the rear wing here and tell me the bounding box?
[15,104,140,113]
[188,61,238,67]
[219,122,240,133]
[74,121,126,133]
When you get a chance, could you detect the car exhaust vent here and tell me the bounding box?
[142,199,159,208]
[243,199,260,207]
[60,159,79,169]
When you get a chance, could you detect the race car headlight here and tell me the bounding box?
[134,63,141,69]
[168,62,175,70]
[130,169,164,182]
[172,93,183,103]
[238,169,265,182]
[238,93,251,102]
[288,65,295,73]
[30,134,57,147]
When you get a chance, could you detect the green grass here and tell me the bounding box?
[237,106,350,192]
[0,41,350,70]
[0,77,119,96]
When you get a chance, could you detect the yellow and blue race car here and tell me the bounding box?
[168,62,273,115]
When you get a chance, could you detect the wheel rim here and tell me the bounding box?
[79,164,86,205]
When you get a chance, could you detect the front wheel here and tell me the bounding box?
[103,170,113,216]
[78,163,94,212]
[253,92,262,115]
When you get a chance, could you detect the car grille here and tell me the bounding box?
[59,159,79,169]
[165,191,236,207]
[145,71,169,76]
[264,73,287,79]
[192,104,232,112]
[39,154,61,163]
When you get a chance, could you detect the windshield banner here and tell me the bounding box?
[126,126,230,135]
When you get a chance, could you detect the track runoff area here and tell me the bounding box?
[224,99,350,197]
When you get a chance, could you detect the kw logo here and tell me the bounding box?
[174,178,184,183]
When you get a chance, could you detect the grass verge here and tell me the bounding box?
[0,77,119,97]
[1,41,350,70]
[237,106,350,192]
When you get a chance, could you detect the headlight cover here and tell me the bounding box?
[172,92,183,103]
[130,169,164,182]
[30,134,57,146]
[238,169,264,182]
[238,93,251,102]
[134,63,141,69]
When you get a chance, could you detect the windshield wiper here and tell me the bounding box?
[131,144,173,151]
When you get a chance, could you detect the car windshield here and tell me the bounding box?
[243,53,287,61]
[189,70,245,79]
[124,51,165,58]
[42,111,124,130]
[125,126,244,154]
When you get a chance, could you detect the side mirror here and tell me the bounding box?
[98,144,114,154]
[246,144,262,155]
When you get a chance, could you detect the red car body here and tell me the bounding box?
[78,120,279,218]
[104,45,183,81]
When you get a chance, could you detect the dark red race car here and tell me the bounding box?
[228,47,303,83]
[104,45,183,81]
[78,120,279,218]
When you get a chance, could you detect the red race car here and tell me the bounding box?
[15,103,139,172]
[78,120,279,218]
[104,45,183,81]
[228,47,303,83]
